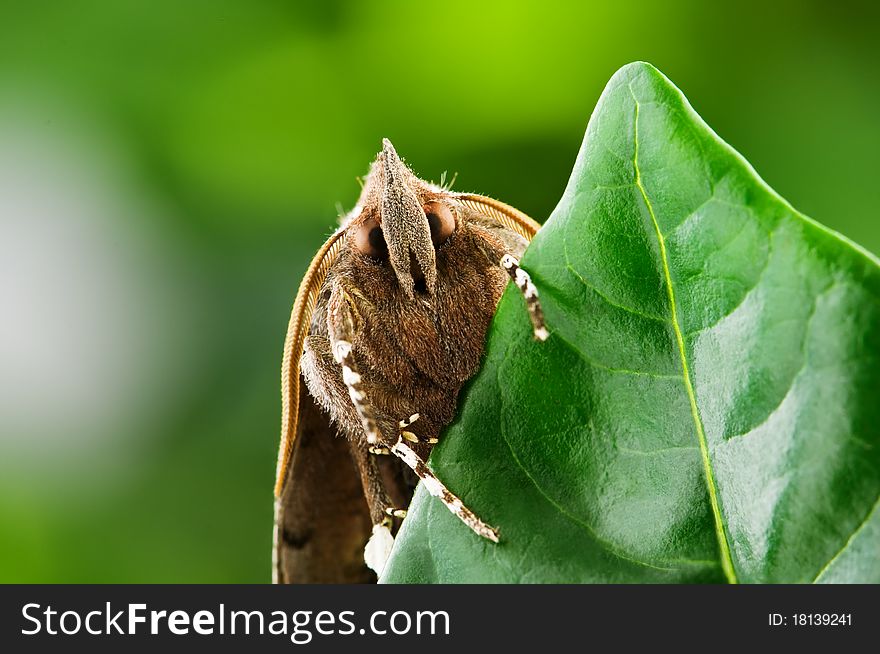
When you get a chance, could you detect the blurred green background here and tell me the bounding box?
[1,0,878,582]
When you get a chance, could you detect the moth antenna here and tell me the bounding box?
[455,194,541,241]
[501,255,549,341]
[390,436,500,543]
[276,228,346,497]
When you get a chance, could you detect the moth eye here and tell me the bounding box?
[424,201,456,246]
[353,217,388,259]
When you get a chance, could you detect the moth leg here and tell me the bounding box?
[302,334,404,573]
[329,295,498,543]
[331,339,385,446]
[333,339,500,542]
[349,443,399,575]
[389,433,500,543]
[349,442,395,525]
[332,338,407,572]
[384,416,419,518]
[500,254,549,341]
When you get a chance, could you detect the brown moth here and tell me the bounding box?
[273,139,547,583]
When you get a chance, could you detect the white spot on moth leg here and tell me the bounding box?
[342,366,361,385]
[332,340,352,363]
[401,431,419,443]
[500,254,516,270]
[535,326,549,341]
[421,474,446,498]
[398,413,420,429]
[392,441,419,469]
[364,523,395,575]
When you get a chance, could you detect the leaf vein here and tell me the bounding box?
[616,444,700,457]
[812,494,880,583]
[630,83,739,584]
[724,279,833,442]
[681,226,774,340]
[563,238,668,323]
[550,325,681,381]
[495,395,676,573]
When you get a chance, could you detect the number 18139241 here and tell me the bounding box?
[769,613,853,626]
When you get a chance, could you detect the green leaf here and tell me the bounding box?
[380,62,880,584]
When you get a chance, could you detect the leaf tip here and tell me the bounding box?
[610,60,661,84]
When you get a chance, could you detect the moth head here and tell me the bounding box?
[349,139,459,298]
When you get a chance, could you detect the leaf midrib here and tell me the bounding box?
[630,86,739,584]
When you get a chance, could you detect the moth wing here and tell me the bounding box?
[273,384,374,583]
[274,226,375,583]
[276,228,346,496]
[454,193,541,241]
